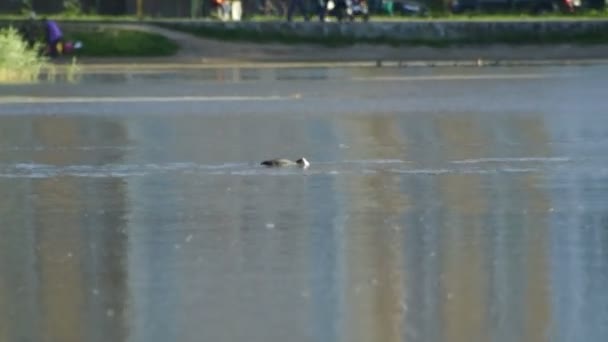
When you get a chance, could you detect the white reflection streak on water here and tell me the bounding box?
[0,158,574,178]
[351,73,553,82]
[0,95,298,104]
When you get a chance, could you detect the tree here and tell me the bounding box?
[137,0,143,18]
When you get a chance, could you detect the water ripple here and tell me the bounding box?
[450,157,571,164]
[0,160,555,179]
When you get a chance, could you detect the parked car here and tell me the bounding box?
[394,0,429,16]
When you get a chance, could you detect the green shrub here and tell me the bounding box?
[0,26,47,83]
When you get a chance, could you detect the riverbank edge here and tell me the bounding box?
[58,20,608,65]
[65,40,608,68]
[4,19,606,66]
[52,57,608,73]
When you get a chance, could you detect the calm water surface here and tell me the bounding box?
[1,65,608,342]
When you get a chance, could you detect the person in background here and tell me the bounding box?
[231,0,243,20]
[211,0,231,21]
[287,0,310,22]
[317,0,329,21]
[42,17,64,57]
[18,11,38,48]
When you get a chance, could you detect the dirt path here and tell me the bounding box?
[66,22,608,66]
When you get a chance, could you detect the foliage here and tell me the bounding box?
[0,26,47,83]
[19,0,33,11]
[63,0,84,17]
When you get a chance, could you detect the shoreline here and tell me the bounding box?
[59,58,608,70]
[46,23,608,68]
[62,43,608,69]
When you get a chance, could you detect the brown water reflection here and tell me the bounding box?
[0,116,129,342]
[1,66,608,342]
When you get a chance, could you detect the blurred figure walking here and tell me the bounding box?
[212,0,231,21]
[287,0,310,21]
[231,0,243,20]
[42,17,64,57]
[18,11,38,48]
[317,0,329,21]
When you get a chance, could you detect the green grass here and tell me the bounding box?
[0,26,47,82]
[157,23,410,47]
[159,21,608,47]
[159,23,361,47]
[65,28,179,57]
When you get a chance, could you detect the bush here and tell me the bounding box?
[0,26,47,83]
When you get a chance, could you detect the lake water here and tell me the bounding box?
[1,65,608,342]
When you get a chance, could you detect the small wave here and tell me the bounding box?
[390,167,541,175]
[0,161,545,179]
[0,146,136,152]
[2,162,249,179]
[340,159,408,164]
[389,168,454,175]
[451,157,570,164]
[499,168,542,173]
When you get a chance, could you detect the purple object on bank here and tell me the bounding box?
[45,20,63,42]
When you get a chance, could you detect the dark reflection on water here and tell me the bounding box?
[44,67,345,84]
[1,66,608,342]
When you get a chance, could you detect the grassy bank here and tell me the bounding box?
[159,22,608,47]
[159,23,361,47]
[0,20,179,57]
[64,28,179,57]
